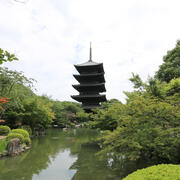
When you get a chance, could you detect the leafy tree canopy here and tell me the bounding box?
[155,40,180,82]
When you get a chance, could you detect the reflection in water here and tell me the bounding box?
[33,150,77,180]
[0,129,149,180]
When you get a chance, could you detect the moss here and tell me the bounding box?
[123,164,180,180]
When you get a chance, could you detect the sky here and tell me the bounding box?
[0,0,180,103]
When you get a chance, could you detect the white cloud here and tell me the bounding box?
[0,0,180,103]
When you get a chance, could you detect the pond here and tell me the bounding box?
[0,128,148,180]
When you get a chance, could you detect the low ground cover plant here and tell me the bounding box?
[12,129,29,138]
[0,140,8,154]
[123,164,180,180]
[0,126,11,135]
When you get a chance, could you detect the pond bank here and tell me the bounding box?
[0,137,31,158]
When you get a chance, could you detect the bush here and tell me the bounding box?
[6,133,24,143]
[24,137,31,145]
[70,122,75,128]
[21,125,32,136]
[0,125,11,135]
[12,129,29,138]
[123,164,180,180]
[100,95,180,162]
[0,140,8,153]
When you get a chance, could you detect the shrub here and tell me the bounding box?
[70,122,75,128]
[12,129,29,138]
[123,164,180,180]
[0,140,8,153]
[6,133,24,143]
[24,137,31,145]
[21,125,32,136]
[0,125,11,135]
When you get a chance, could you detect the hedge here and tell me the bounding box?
[0,125,11,135]
[11,129,29,138]
[123,164,180,180]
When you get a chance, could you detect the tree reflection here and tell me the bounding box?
[0,129,150,180]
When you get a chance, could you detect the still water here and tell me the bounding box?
[0,129,146,180]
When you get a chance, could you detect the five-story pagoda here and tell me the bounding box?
[71,44,106,112]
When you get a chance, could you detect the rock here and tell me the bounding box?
[25,146,30,150]
[6,138,22,156]
[2,151,8,156]
[63,128,68,131]
[75,124,81,129]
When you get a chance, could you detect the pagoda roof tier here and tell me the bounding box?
[72,83,106,92]
[73,73,105,83]
[71,94,106,103]
[74,61,104,74]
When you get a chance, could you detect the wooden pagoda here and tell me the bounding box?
[71,44,106,112]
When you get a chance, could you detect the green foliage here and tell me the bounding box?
[11,129,29,138]
[123,164,180,180]
[0,125,11,135]
[101,99,121,110]
[21,97,54,129]
[0,48,18,65]
[165,77,180,96]
[100,94,180,162]
[0,67,35,97]
[89,101,123,131]
[75,111,90,123]
[24,137,31,145]
[156,40,180,83]
[21,125,32,136]
[0,140,8,154]
[6,132,24,143]
[51,101,82,127]
[0,67,36,128]
[129,73,145,91]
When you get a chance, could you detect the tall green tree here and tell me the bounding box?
[155,40,180,83]
[100,86,180,163]
[0,67,35,97]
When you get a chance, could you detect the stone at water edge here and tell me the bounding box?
[2,151,8,156]
[6,138,22,156]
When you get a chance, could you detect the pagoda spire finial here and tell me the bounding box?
[89,42,92,62]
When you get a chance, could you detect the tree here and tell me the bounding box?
[155,40,180,83]
[0,67,35,97]
[0,48,18,65]
[0,97,9,110]
[100,93,180,163]
[21,97,54,129]
[51,101,82,127]
[0,49,18,116]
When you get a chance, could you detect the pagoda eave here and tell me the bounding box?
[73,73,105,83]
[74,64,104,74]
[71,95,106,102]
[72,83,106,92]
